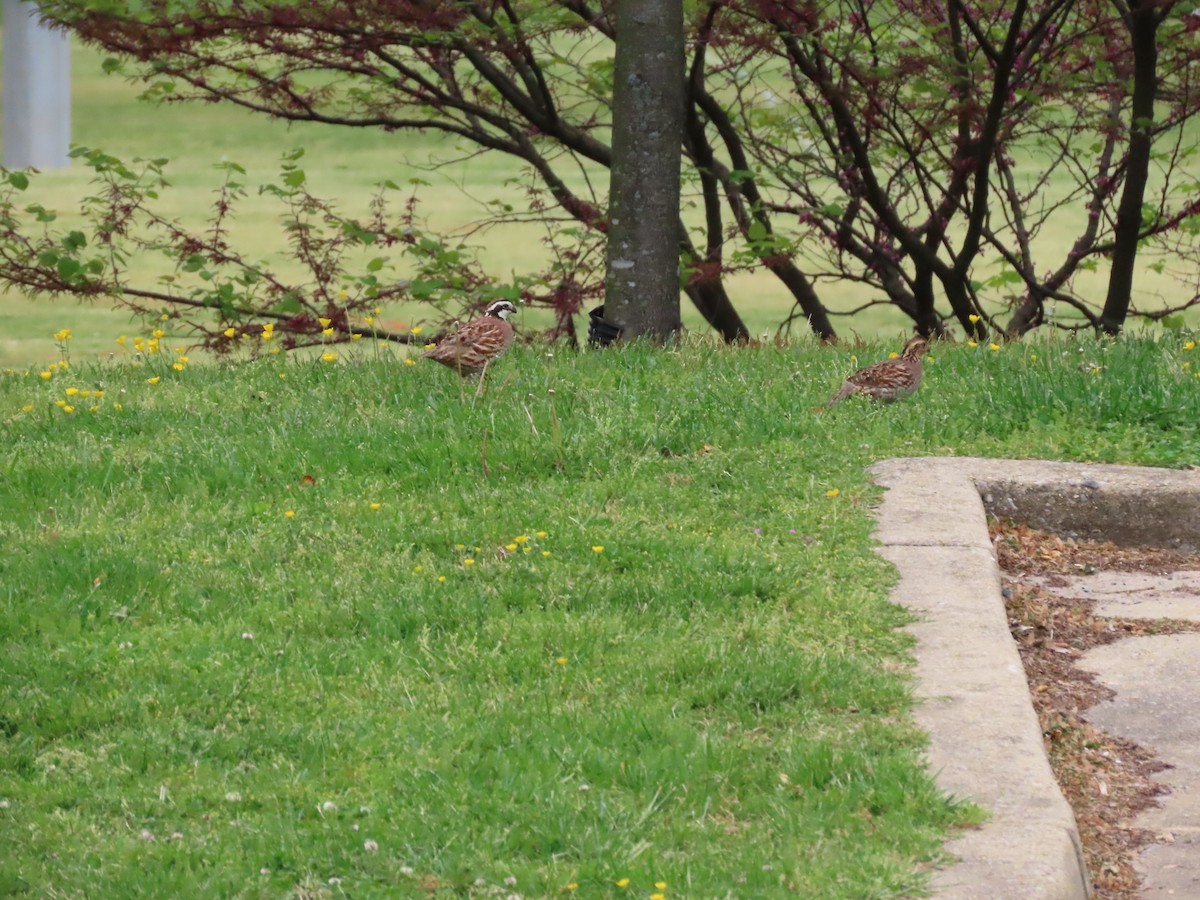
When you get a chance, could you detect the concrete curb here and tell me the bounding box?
[870,458,1200,899]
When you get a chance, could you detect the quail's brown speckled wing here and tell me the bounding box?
[423,302,515,376]
[827,337,927,406]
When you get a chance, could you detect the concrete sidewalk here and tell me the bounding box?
[870,458,1200,899]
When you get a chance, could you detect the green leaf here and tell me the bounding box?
[56,258,81,279]
[7,172,29,190]
[367,257,385,272]
[1161,314,1185,332]
[274,293,303,315]
[283,169,307,188]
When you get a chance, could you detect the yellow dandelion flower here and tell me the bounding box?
[567,885,578,892]
[321,352,338,363]
[968,314,980,323]
[556,657,568,665]
[172,363,185,372]
[53,328,72,341]
[542,550,551,557]
[1030,353,1038,361]
[160,313,169,321]
[456,544,466,550]
[888,352,899,359]
[146,339,159,353]
[826,488,840,498]
[514,535,529,544]
[116,335,127,345]
[54,399,66,407]
[365,316,375,327]
[404,358,416,367]
[39,370,52,380]
[61,404,74,414]
[322,327,334,337]
[651,894,665,900]
[152,328,165,339]
[536,531,548,539]
[20,404,33,413]
[412,564,423,573]
[64,387,79,396]
[592,545,604,554]
[223,327,236,338]
[338,289,348,300]
[146,376,161,385]
[319,317,332,328]
[655,882,667,891]
[1183,340,1195,350]
[351,333,362,341]
[369,502,382,510]
[505,543,518,552]
[112,402,123,411]
[967,340,978,348]
[437,575,446,583]
[374,306,382,315]
[463,558,475,566]
[989,342,1001,351]
[58,360,68,369]
[279,372,287,379]
[284,510,295,518]
[410,325,423,335]
[424,342,436,351]
[616,879,630,888]
[178,356,189,364]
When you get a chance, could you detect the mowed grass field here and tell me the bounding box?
[2,327,1199,897]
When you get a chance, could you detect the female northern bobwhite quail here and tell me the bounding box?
[827,335,929,406]
[423,300,517,376]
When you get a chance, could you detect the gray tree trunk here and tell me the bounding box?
[603,0,685,342]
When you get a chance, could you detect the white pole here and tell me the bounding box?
[3,0,71,169]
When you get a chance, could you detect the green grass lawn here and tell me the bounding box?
[2,328,1198,897]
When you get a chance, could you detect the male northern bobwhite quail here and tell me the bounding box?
[826,335,929,406]
[423,300,517,376]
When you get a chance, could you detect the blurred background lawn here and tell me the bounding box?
[0,38,1194,368]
